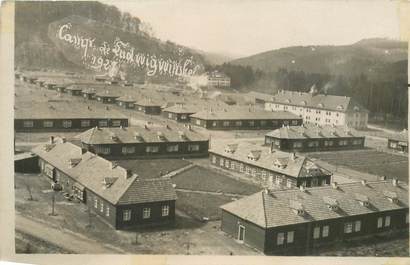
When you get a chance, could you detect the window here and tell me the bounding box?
[162,205,169,216]
[168,113,173,119]
[225,159,230,168]
[112,120,121,127]
[344,222,353,234]
[231,161,235,170]
[81,120,90,127]
[143,208,151,219]
[98,146,111,155]
[313,227,320,239]
[277,232,285,245]
[181,114,187,120]
[62,120,72,128]
[324,140,334,147]
[122,146,136,154]
[235,121,242,126]
[100,201,104,212]
[293,142,303,148]
[354,220,361,232]
[239,163,244,172]
[308,141,319,147]
[98,120,108,127]
[377,217,383,228]
[385,216,391,227]
[146,146,159,153]
[286,179,292,188]
[23,120,34,128]
[249,121,255,126]
[291,120,298,125]
[212,155,217,164]
[196,119,201,125]
[406,213,409,224]
[43,120,53,128]
[106,206,110,217]
[188,144,200,152]
[287,231,294,243]
[220,158,224,166]
[276,176,282,185]
[322,225,329,237]
[212,121,217,127]
[123,209,132,221]
[94,198,98,208]
[223,121,230,127]
[245,166,251,175]
[166,144,179,152]
[353,139,362,145]
[261,120,267,126]
[338,140,348,146]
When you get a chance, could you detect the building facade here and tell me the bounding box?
[209,140,332,188]
[190,108,302,130]
[135,99,162,115]
[117,96,136,109]
[77,124,209,159]
[265,124,365,152]
[265,89,369,129]
[207,71,231,88]
[162,104,197,122]
[387,130,408,153]
[220,180,409,255]
[32,139,177,230]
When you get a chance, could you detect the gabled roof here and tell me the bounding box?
[31,140,176,205]
[135,98,162,107]
[162,104,198,114]
[76,125,208,144]
[209,140,330,178]
[268,90,369,113]
[95,91,120,98]
[221,180,409,228]
[265,124,363,140]
[190,107,300,121]
[117,96,137,103]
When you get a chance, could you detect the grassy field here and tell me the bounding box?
[308,149,408,183]
[172,165,260,195]
[176,191,236,221]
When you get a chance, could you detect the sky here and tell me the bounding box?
[104,0,401,58]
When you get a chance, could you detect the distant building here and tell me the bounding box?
[76,124,209,159]
[388,130,408,153]
[220,180,409,255]
[207,71,231,88]
[32,138,177,230]
[135,98,162,115]
[265,88,369,129]
[246,91,276,105]
[65,85,83,96]
[265,124,365,152]
[95,91,120,104]
[190,107,302,130]
[116,96,137,109]
[81,89,97,100]
[209,140,332,188]
[14,102,128,132]
[162,103,197,122]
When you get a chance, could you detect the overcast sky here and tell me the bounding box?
[106,0,401,58]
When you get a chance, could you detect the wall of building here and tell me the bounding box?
[163,111,192,122]
[84,140,209,160]
[266,136,366,152]
[15,118,128,132]
[221,210,266,252]
[388,139,409,153]
[115,200,176,229]
[191,118,302,130]
[135,105,162,115]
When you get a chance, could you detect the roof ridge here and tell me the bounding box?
[261,191,268,229]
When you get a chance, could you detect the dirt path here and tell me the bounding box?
[15,213,125,254]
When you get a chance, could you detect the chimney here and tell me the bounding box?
[50,136,54,144]
[290,152,296,161]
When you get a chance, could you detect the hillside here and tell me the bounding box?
[14,1,206,81]
[230,38,408,77]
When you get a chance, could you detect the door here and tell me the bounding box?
[238,225,245,242]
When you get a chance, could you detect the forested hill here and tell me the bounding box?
[14,1,207,81]
[230,38,407,77]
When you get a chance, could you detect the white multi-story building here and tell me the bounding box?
[207,71,231,88]
[265,88,369,129]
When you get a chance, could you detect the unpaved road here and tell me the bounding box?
[15,213,125,254]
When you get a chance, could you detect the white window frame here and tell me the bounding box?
[188,144,200,152]
[143,208,151,219]
[112,120,121,127]
[287,231,294,243]
[212,155,217,164]
[384,216,391,227]
[23,120,34,128]
[166,144,179,153]
[322,225,329,237]
[354,220,361,232]
[277,232,285,245]
[106,206,110,217]
[62,120,72,128]
[43,120,54,128]
[313,227,320,239]
[162,205,170,217]
[122,146,136,154]
[98,120,108,127]
[344,222,353,234]
[94,198,98,208]
[81,120,91,127]
[146,146,159,153]
[377,217,383,228]
[123,209,132,221]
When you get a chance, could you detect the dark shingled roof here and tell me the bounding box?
[267,90,369,113]
[265,124,364,139]
[221,180,409,228]
[31,140,176,205]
